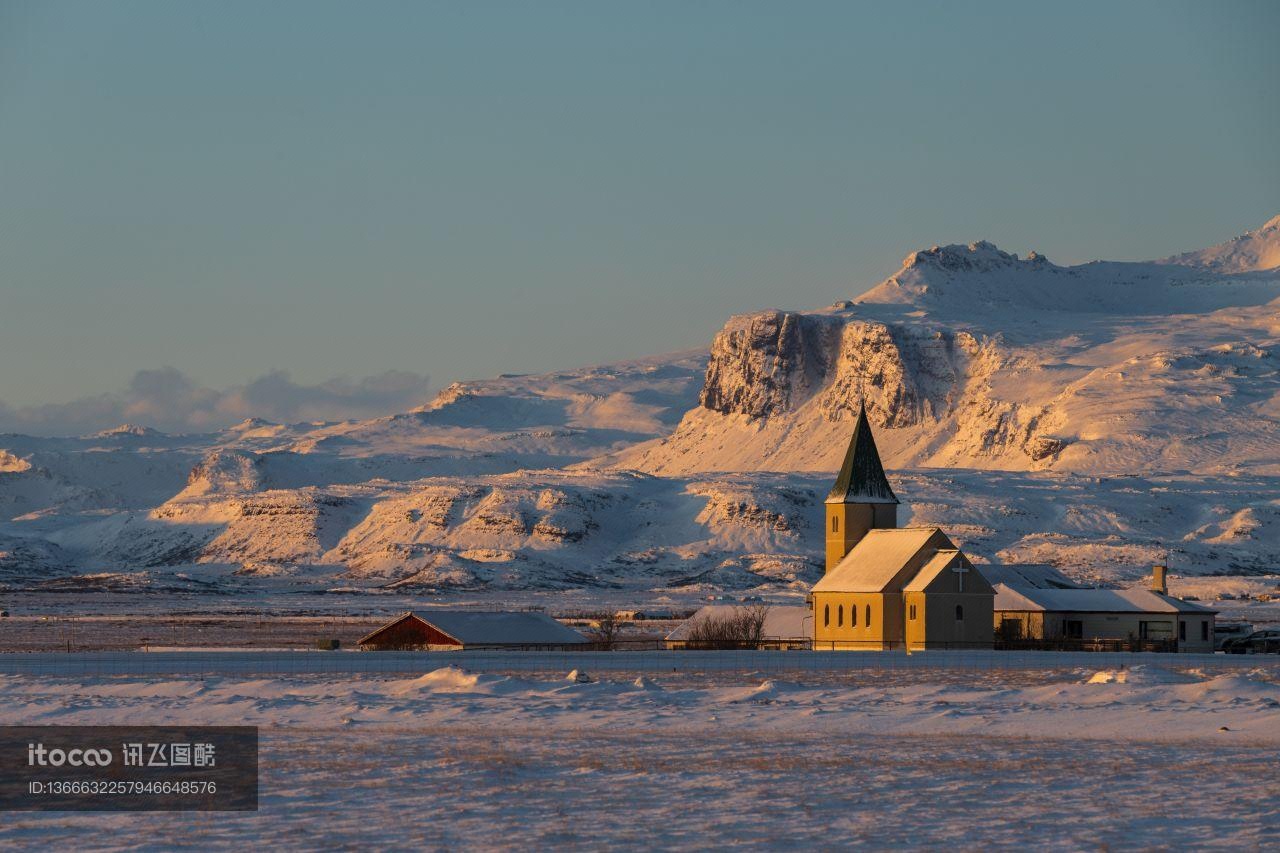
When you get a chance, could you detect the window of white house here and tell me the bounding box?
[831,516,838,533]
[865,604,871,627]
[823,605,829,627]
[909,604,917,620]
[837,605,843,627]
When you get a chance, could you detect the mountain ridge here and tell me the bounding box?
[2,216,1278,591]
[618,215,1280,478]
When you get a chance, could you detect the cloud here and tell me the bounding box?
[0,367,432,436]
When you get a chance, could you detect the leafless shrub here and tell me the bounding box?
[590,613,620,649]
[684,605,770,649]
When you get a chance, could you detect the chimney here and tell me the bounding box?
[1151,564,1168,595]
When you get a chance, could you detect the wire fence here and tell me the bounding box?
[1,646,1277,680]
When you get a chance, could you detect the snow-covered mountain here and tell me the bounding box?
[618,217,1280,478]
[1162,213,1280,274]
[2,216,1279,593]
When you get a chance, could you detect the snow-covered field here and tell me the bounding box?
[1,660,1277,848]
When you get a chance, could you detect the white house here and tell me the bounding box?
[990,564,1216,652]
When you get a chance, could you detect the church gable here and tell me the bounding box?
[903,550,996,596]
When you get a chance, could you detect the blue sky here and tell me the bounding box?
[1,0,1276,423]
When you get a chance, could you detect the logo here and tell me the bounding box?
[27,743,113,767]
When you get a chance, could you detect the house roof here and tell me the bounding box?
[665,605,810,642]
[826,402,898,505]
[812,527,950,593]
[993,585,1217,615]
[359,610,587,645]
[978,563,1080,590]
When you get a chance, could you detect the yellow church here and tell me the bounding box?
[810,404,995,650]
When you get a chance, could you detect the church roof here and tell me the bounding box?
[826,402,898,505]
[813,527,952,593]
[902,549,962,592]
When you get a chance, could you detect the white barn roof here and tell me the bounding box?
[993,585,1217,615]
[979,563,1080,590]
[665,605,810,642]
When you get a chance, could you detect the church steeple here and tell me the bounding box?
[824,402,899,574]
[827,402,898,505]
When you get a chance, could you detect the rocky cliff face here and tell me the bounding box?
[699,311,841,418]
[635,304,1062,473]
[815,322,984,427]
[698,311,999,430]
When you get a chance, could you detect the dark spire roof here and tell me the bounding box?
[827,402,899,505]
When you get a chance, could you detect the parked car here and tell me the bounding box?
[1222,629,1280,654]
[1214,623,1253,650]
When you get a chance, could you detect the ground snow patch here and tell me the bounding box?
[389,666,524,696]
[1087,670,1128,684]
[722,679,792,704]
[1083,666,1199,685]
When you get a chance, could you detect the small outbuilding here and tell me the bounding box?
[358,610,588,650]
[665,605,810,649]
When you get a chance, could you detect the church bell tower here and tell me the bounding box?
[825,402,899,574]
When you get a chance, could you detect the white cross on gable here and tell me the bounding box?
[951,562,969,592]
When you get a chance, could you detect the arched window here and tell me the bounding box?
[831,516,839,533]
[837,605,844,627]
[851,603,858,628]
[955,604,964,622]
[865,604,871,627]
[823,604,830,627]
